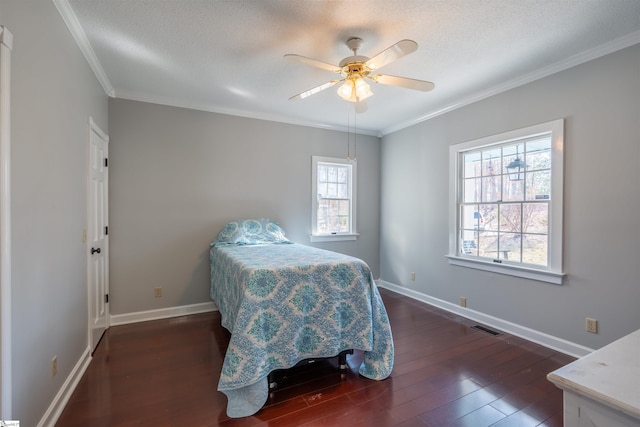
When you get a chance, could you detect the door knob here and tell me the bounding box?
[91,247,101,255]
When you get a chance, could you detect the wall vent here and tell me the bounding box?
[471,325,502,336]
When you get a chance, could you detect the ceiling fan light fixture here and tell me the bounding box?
[355,77,373,100]
[337,80,354,100]
[338,77,372,102]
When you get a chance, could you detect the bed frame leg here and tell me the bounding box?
[338,349,353,370]
[268,372,277,390]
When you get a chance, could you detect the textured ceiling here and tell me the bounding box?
[62,0,640,135]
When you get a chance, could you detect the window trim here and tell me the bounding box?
[311,156,358,242]
[447,119,565,284]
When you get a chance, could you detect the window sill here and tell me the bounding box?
[310,233,359,243]
[446,255,565,285]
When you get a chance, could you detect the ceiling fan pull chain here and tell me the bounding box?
[346,105,351,160]
[353,103,357,161]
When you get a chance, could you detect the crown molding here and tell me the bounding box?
[49,0,639,138]
[115,88,382,137]
[381,30,640,136]
[52,0,115,97]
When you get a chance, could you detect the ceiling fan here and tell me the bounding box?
[285,37,434,112]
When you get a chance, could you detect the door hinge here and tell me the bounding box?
[105,294,109,303]
[105,226,109,235]
[104,158,108,167]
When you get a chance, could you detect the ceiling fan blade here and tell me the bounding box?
[289,80,340,101]
[371,74,435,92]
[365,39,418,71]
[354,100,368,114]
[284,54,341,73]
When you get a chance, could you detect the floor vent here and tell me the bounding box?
[471,325,502,336]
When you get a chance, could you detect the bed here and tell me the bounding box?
[209,218,394,418]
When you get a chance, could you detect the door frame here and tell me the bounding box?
[0,26,13,418]
[87,117,109,352]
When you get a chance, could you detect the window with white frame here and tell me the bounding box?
[447,119,565,284]
[311,156,357,242]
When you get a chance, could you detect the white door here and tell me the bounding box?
[88,118,109,352]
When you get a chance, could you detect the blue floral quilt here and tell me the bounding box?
[209,243,394,418]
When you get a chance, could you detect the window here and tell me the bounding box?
[311,156,357,242]
[447,119,564,284]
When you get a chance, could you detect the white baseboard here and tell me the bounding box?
[110,301,218,326]
[37,346,91,427]
[376,279,593,358]
[37,302,218,426]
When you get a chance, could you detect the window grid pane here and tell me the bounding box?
[317,199,350,233]
[459,136,551,267]
[316,161,352,234]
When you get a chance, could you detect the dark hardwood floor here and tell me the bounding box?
[55,289,574,426]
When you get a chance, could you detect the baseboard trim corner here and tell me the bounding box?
[37,346,91,427]
[110,301,218,326]
[376,279,593,358]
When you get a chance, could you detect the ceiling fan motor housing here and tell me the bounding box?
[340,37,370,72]
[340,60,370,75]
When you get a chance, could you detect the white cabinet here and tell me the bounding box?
[547,329,640,427]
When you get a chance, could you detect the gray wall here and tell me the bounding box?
[380,43,640,350]
[2,1,636,422]
[2,0,108,425]
[108,99,381,315]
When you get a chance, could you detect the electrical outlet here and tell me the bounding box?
[586,318,598,334]
[154,287,163,298]
[460,297,467,308]
[51,356,58,377]
[410,272,415,281]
